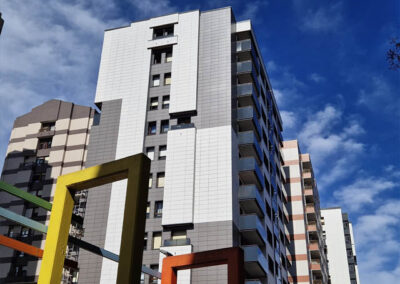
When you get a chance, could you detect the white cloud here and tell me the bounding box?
[296,105,365,187]
[299,2,343,33]
[309,72,325,83]
[354,200,400,284]
[280,111,297,129]
[333,177,398,212]
[238,1,268,22]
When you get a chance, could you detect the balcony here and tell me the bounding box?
[242,245,268,278]
[163,238,191,247]
[236,61,260,92]
[309,241,319,252]
[245,281,262,284]
[306,204,315,214]
[307,221,317,232]
[239,157,264,190]
[238,131,263,164]
[236,83,261,116]
[238,185,266,217]
[311,259,321,271]
[237,107,262,139]
[239,215,267,246]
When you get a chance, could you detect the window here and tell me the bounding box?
[149,264,159,284]
[140,272,145,284]
[146,202,150,219]
[40,122,55,132]
[153,25,174,39]
[165,48,172,62]
[38,138,52,150]
[152,50,162,64]
[35,158,45,165]
[154,201,163,218]
[146,147,155,160]
[164,73,171,85]
[149,97,159,110]
[162,95,170,109]
[21,228,30,238]
[148,175,153,188]
[160,120,169,133]
[152,232,162,249]
[147,121,157,135]
[8,226,15,238]
[144,233,148,250]
[172,230,186,240]
[152,75,160,87]
[177,116,191,125]
[156,172,165,188]
[159,145,167,160]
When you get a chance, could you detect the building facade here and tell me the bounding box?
[281,140,329,284]
[78,7,290,284]
[321,208,360,284]
[0,100,95,283]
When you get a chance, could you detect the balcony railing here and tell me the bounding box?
[239,157,264,190]
[237,106,262,139]
[238,131,263,164]
[163,238,191,247]
[236,83,261,116]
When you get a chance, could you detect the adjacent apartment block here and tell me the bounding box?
[281,140,329,284]
[77,7,291,284]
[321,208,360,284]
[0,100,95,284]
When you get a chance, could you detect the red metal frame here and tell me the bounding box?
[0,235,43,258]
[161,247,244,284]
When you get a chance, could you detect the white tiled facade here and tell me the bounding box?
[81,7,290,284]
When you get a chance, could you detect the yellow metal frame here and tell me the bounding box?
[38,154,150,284]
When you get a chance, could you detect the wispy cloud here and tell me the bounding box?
[298,2,344,33]
[238,1,268,22]
[333,176,398,212]
[309,72,325,83]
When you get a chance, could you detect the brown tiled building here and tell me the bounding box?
[0,100,95,283]
[281,140,329,284]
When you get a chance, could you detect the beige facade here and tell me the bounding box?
[281,140,329,284]
[0,100,95,284]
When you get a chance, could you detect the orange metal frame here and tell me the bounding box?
[161,247,244,284]
[0,235,43,258]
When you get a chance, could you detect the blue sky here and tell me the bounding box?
[0,0,399,282]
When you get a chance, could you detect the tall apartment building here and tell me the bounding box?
[321,208,360,284]
[281,140,329,284]
[77,7,291,284]
[0,100,95,283]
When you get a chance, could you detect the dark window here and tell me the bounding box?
[149,97,158,110]
[38,138,52,150]
[152,75,160,87]
[268,255,274,273]
[146,202,150,218]
[40,122,55,132]
[154,201,163,218]
[164,73,171,85]
[159,145,167,160]
[147,121,157,135]
[152,50,162,64]
[156,172,165,188]
[165,48,173,62]
[177,116,191,125]
[162,95,170,109]
[160,120,169,133]
[153,25,174,39]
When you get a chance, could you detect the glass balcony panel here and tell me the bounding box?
[242,245,268,277]
[239,185,266,217]
[239,215,267,246]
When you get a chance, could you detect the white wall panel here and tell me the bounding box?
[96,21,152,283]
[158,245,192,284]
[194,125,233,223]
[163,128,196,225]
[169,11,199,114]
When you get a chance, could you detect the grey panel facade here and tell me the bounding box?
[77,99,122,284]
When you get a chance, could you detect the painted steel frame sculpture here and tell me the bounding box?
[161,247,244,284]
[0,154,150,284]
